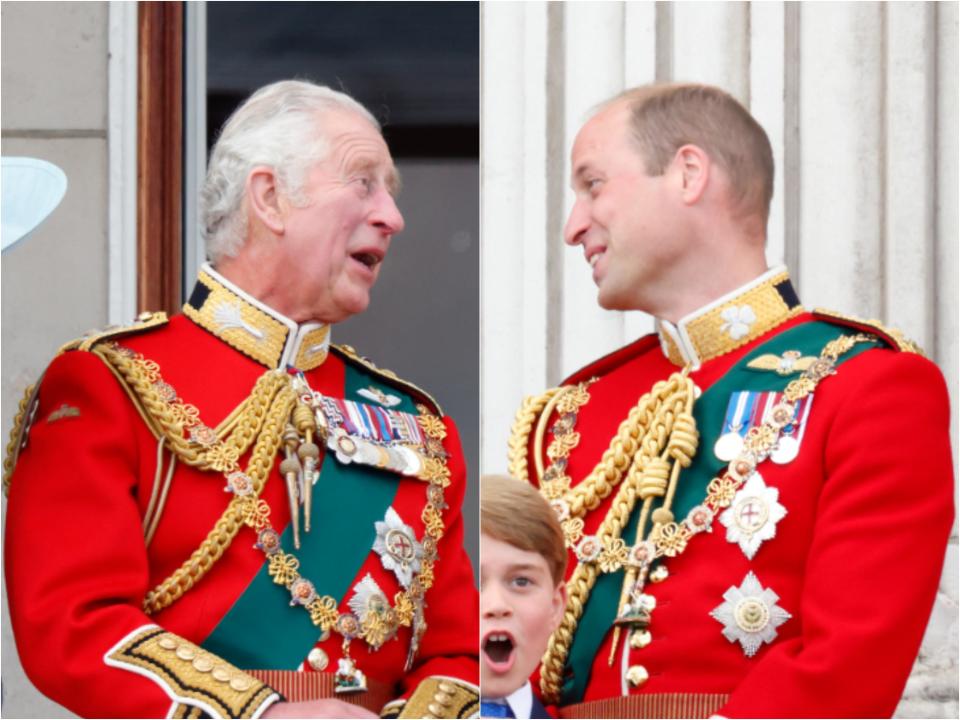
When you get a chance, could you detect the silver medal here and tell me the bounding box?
[714,431,745,462]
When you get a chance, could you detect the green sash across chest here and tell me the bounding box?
[202,363,420,669]
[560,321,881,705]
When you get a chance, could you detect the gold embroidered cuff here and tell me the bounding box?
[392,677,480,719]
[104,626,279,719]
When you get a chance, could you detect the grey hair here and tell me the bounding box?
[201,80,380,263]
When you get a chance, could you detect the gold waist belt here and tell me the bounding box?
[246,669,394,712]
[558,692,730,719]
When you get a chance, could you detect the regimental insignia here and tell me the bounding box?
[373,507,423,588]
[358,386,402,408]
[710,571,791,657]
[714,391,813,465]
[46,403,80,423]
[212,300,265,341]
[719,472,786,559]
[746,350,818,376]
[719,304,757,340]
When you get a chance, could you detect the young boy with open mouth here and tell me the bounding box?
[480,475,567,719]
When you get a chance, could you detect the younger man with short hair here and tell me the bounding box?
[480,475,567,719]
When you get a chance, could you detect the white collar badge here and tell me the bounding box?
[372,507,423,588]
[710,571,791,657]
[718,471,786,559]
[720,304,757,340]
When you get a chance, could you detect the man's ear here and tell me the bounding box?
[549,582,567,631]
[247,166,285,234]
[673,144,711,206]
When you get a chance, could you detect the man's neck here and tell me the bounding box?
[651,250,769,324]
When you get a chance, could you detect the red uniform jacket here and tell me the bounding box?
[5,268,479,718]
[516,270,953,718]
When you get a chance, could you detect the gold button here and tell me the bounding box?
[625,664,649,688]
[193,656,214,672]
[230,676,253,692]
[427,703,443,717]
[433,692,452,706]
[437,681,457,694]
[308,647,329,671]
[175,645,196,661]
[212,667,231,682]
[630,630,652,649]
[157,636,178,650]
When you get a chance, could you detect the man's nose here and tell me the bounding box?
[371,190,405,235]
[564,198,589,246]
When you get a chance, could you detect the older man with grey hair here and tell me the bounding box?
[4,80,479,719]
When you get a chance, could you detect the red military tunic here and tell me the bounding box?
[512,267,953,718]
[5,265,479,718]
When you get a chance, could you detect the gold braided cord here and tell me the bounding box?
[539,372,697,703]
[144,387,297,613]
[3,381,39,497]
[507,387,562,483]
[562,374,693,519]
[90,344,299,613]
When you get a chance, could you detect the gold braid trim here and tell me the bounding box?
[3,380,41,497]
[393,677,480,719]
[539,372,697,703]
[506,387,562,483]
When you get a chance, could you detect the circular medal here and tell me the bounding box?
[398,447,422,476]
[771,435,799,464]
[714,432,744,462]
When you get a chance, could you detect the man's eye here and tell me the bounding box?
[587,178,603,192]
[511,576,532,588]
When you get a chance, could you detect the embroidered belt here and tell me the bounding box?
[558,692,730,719]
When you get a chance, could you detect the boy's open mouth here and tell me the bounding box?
[482,632,516,673]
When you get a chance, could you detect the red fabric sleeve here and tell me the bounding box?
[5,350,177,717]
[720,350,955,717]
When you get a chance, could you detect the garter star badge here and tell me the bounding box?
[719,471,786,559]
[373,507,423,588]
[710,571,791,657]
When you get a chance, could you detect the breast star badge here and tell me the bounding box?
[373,507,423,588]
[718,471,786,559]
[710,571,791,657]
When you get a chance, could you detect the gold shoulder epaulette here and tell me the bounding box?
[330,344,444,416]
[58,311,169,355]
[813,308,925,356]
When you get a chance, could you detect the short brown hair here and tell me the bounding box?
[481,475,567,586]
[611,83,774,221]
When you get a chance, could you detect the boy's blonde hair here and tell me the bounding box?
[481,475,567,586]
